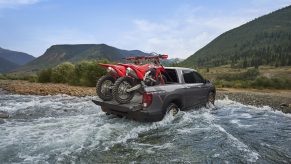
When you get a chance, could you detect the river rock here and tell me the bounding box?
[0,111,9,118]
[280,103,288,107]
[0,119,4,124]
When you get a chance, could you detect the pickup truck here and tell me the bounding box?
[92,67,216,122]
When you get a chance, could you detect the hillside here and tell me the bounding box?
[0,57,19,73]
[18,44,148,72]
[0,47,35,65]
[0,47,35,73]
[182,5,291,68]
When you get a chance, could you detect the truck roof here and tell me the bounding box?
[164,66,197,72]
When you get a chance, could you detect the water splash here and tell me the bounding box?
[0,94,291,163]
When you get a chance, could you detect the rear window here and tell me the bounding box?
[162,69,178,83]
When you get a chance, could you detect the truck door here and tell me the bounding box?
[192,72,209,104]
[182,70,208,108]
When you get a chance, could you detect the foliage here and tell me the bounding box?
[214,77,291,89]
[27,75,38,83]
[251,76,291,89]
[51,62,75,83]
[0,73,7,80]
[34,60,108,87]
[37,68,52,83]
[216,68,260,81]
[71,60,107,87]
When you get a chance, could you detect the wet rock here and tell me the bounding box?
[0,119,4,124]
[0,111,9,118]
[280,103,288,107]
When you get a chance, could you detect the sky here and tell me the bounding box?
[0,0,291,58]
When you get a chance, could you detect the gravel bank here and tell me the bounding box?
[0,80,95,96]
[1,80,291,113]
[216,88,291,113]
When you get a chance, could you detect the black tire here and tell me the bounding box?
[112,76,135,104]
[208,92,215,105]
[96,75,115,101]
[166,103,179,116]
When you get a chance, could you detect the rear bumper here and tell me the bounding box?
[92,100,164,122]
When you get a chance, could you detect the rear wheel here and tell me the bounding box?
[112,76,135,104]
[96,75,115,101]
[166,103,179,116]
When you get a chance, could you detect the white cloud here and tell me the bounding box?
[114,2,291,59]
[0,0,39,7]
[115,12,250,58]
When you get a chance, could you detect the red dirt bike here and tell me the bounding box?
[96,59,141,101]
[112,54,168,104]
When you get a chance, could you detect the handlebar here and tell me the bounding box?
[124,54,168,61]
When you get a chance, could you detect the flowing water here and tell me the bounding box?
[0,92,291,163]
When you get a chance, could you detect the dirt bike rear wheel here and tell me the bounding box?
[113,76,135,104]
[96,75,115,101]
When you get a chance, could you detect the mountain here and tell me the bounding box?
[0,47,35,65]
[162,58,184,66]
[0,57,19,73]
[18,44,149,72]
[182,5,291,68]
[0,47,35,73]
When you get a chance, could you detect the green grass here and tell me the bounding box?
[198,65,291,89]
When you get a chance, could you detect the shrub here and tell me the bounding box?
[51,62,75,83]
[72,60,106,86]
[37,68,52,83]
[251,76,291,89]
[216,68,260,81]
[0,73,7,80]
[28,75,38,83]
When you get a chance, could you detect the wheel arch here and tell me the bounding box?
[162,94,183,113]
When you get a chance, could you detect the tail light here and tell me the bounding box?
[142,92,153,108]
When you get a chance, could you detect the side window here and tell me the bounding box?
[182,70,205,83]
[182,70,196,83]
[193,72,204,83]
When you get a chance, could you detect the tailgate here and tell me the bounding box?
[92,94,143,112]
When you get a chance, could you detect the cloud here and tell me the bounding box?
[115,11,250,58]
[0,0,40,7]
[114,1,291,59]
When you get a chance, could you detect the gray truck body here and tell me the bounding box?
[92,67,216,122]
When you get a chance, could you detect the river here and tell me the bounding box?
[0,93,291,163]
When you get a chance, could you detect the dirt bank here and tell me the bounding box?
[216,88,291,113]
[0,80,95,97]
[1,80,291,113]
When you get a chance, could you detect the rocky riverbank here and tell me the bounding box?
[216,88,291,113]
[1,80,291,113]
[0,80,95,96]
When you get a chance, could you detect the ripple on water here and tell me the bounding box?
[0,94,291,163]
